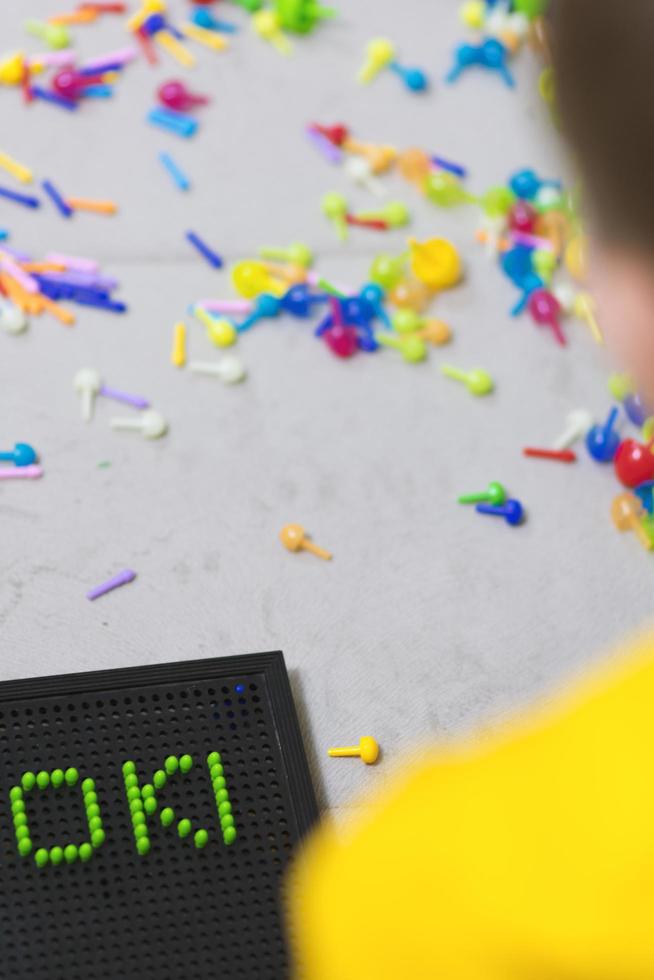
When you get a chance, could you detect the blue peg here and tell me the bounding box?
[0,185,40,209]
[0,443,37,467]
[445,43,480,84]
[359,283,391,328]
[480,39,515,88]
[280,285,327,318]
[501,245,535,285]
[585,407,620,462]
[356,324,379,352]
[635,480,654,515]
[624,393,648,427]
[81,85,114,99]
[314,312,334,337]
[389,60,428,92]
[475,499,524,526]
[237,293,281,332]
[509,168,562,201]
[31,86,78,111]
[431,155,467,178]
[191,7,239,33]
[510,273,544,316]
[341,296,375,326]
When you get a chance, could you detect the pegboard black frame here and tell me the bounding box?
[0,651,318,980]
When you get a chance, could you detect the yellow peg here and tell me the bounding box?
[565,233,587,282]
[328,737,379,765]
[358,37,395,83]
[408,237,462,290]
[0,52,26,86]
[252,11,293,56]
[342,138,397,175]
[231,260,286,298]
[171,321,186,367]
[155,30,196,68]
[181,22,228,52]
[573,291,603,344]
[0,150,33,184]
[193,306,237,347]
[279,524,332,560]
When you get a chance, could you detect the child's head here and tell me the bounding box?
[550,0,654,398]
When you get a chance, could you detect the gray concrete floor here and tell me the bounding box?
[1,0,650,814]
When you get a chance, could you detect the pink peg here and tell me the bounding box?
[44,253,100,273]
[510,231,555,251]
[508,200,537,233]
[29,50,76,67]
[53,69,107,100]
[0,464,43,480]
[157,80,210,112]
[324,324,358,358]
[527,287,566,346]
[198,299,253,315]
[80,46,138,72]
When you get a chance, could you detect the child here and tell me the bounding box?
[288,4,654,977]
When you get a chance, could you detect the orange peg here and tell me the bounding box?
[397,147,431,188]
[67,197,118,214]
[417,318,451,346]
[611,492,654,550]
[388,277,434,313]
[41,295,75,326]
[49,9,98,24]
[342,138,397,174]
[280,524,332,560]
[475,228,510,252]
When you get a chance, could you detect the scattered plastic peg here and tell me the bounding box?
[0,464,43,480]
[259,242,313,268]
[0,298,28,334]
[279,523,332,560]
[388,58,428,92]
[523,447,576,463]
[0,51,26,86]
[343,156,386,197]
[52,69,105,100]
[475,499,524,526]
[424,171,476,207]
[458,481,507,506]
[190,7,238,33]
[343,138,397,174]
[0,442,37,467]
[74,367,101,422]
[441,364,494,396]
[552,408,593,451]
[377,332,426,363]
[231,260,283,298]
[321,192,349,240]
[86,568,136,601]
[445,38,514,87]
[445,41,481,83]
[188,356,247,384]
[252,10,292,55]
[397,147,432,188]
[274,0,336,34]
[358,38,394,83]
[391,309,422,334]
[171,321,186,367]
[186,231,223,269]
[417,318,452,346]
[610,492,654,551]
[388,276,433,312]
[237,293,281,332]
[281,284,326,318]
[527,288,565,346]
[572,291,603,344]
[408,237,461,289]
[158,79,209,111]
[25,19,71,50]
[608,372,634,404]
[201,313,237,347]
[110,410,168,440]
[356,201,410,229]
[613,439,654,489]
[328,736,379,765]
[634,480,654,516]
[359,282,391,327]
[324,323,358,358]
[369,253,406,290]
[625,394,648,427]
[585,407,620,462]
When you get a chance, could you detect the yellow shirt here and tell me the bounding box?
[289,637,654,979]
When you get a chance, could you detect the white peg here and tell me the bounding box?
[188,356,247,385]
[0,299,28,334]
[110,409,168,440]
[552,282,576,315]
[552,408,593,451]
[343,156,386,198]
[74,367,102,422]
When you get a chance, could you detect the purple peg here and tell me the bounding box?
[99,385,150,409]
[86,569,136,601]
[306,127,343,164]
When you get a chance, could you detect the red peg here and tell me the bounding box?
[324,324,358,358]
[157,79,210,112]
[527,288,566,346]
[614,438,654,488]
[345,215,388,230]
[311,122,349,147]
[523,447,576,463]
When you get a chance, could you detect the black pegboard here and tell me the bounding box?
[0,651,318,980]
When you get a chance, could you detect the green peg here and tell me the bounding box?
[207,752,222,767]
[230,0,264,10]
[79,843,93,862]
[160,807,175,827]
[377,333,427,363]
[315,276,345,297]
[424,172,477,208]
[64,767,79,786]
[21,772,36,792]
[321,192,349,241]
[458,481,507,506]
[194,829,209,849]
[35,848,49,868]
[49,846,64,865]
[36,771,50,790]
[164,755,178,775]
[223,826,237,846]
[25,18,70,50]
[369,253,406,289]
[64,844,78,864]
[274,0,336,34]
[179,754,193,774]
[480,186,516,218]
[357,201,410,228]
[122,761,136,777]
[153,769,167,789]
[532,248,556,284]
[391,309,423,334]
[512,0,548,18]
[178,818,192,839]
[51,768,65,788]
[441,364,494,396]
[259,242,313,268]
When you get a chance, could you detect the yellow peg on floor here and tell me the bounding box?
[155,30,196,68]
[171,322,186,367]
[0,150,33,184]
[328,737,379,765]
[573,291,603,344]
[358,38,394,83]
[253,11,293,55]
[280,524,332,560]
[182,22,228,52]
